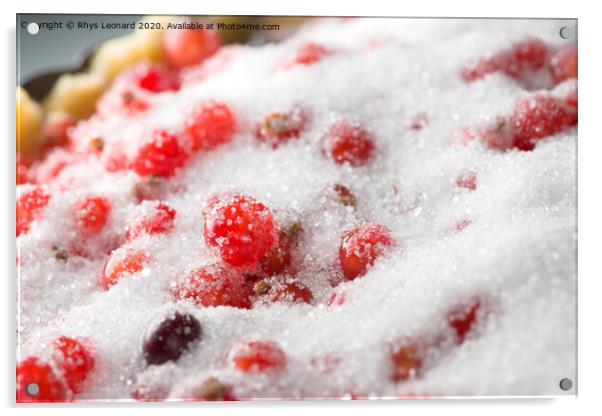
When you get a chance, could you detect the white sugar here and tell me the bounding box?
[18,18,576,399]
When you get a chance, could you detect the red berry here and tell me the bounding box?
[16,357,67,402]
[509,94,577,151]
[550,46,577,84]
[462,38,549,82]
[322,121,375,167]
[134,64,181,93]
[282,43,331,69]
[339,223,392,280]
[97,89,149,119]
[126,201,176,241]
[509,39,549,74]
[255,109,306,148]
[565,86,578,111]
[74,196,111,236]
[269,280,313,304]
[203,195,277,268]
[447,300,481,343]
[101,248,149,290]
[254,277,313,304]
[456,170,477,191]
[259,222,302,276]
[143,312,202,365]
[16,154,30,185]
[183,102,236,151]
[130,130,188,177]
[391,343,423,382]
[173,265,252,309]
[16,186,51,236]
[163,26,221,69]
[333,183,357,207]
[52,337,95,393]
[230,340,287,373]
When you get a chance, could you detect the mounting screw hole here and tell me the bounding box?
[25,382,39,396]
[559,378,573,391]
[559,26,573,40]
[27,22,40,35]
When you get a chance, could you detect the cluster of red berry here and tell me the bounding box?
[16,30,577,401]
[462,39,576,85]
[460,39,577,151]
[17,337,95,402]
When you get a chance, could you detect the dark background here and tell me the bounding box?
[17,14,141,83]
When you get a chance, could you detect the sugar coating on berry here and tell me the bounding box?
[16,357,67,402]
[172,265,252,309]
[322,121,375,167]
[134,64,181,93]
[130,130,188,177]
[184,102,236,151]
[101,248,149,290]
[96,88,149,119]
[126,201,177,241]
[462,38,549,82]
[52,336,95,393]
[229,340,287,373]
[74,195,111,236]
[203,194,277,268]
[269,279,313,304]
[16,186,50,236]
[339,223,393,280]
[509,94,577,151]
[282,42,331,69]
[461,88,578,152]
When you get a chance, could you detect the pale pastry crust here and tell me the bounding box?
[43,72,107,120]
[41,16,172,120]
[16,87,44,158]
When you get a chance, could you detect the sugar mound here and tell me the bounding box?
[17,18,576,399]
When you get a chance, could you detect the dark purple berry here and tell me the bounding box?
[143,312,202,365]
